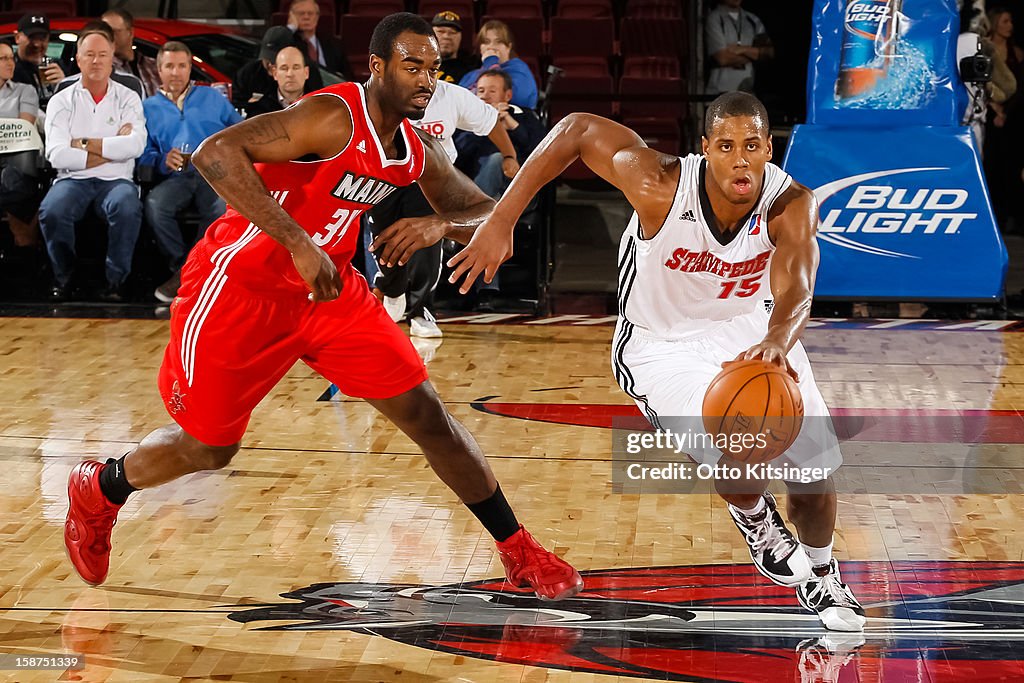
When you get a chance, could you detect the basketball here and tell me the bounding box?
[702,359,804,464]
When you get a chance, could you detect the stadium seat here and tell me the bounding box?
[555,0,613,19]
[624,0,683,18]
[340,14,382,80]
[622,56,680,78]
[549,17,614,68]
[618,75,685,119]
[347,0,406,15]
[484,0,544,19]
[548,75,613,122]
[478,16,544,64]
[622,116,681,154]
[620,17,686,59]
[553,56,611,78]
[549,74,613,179]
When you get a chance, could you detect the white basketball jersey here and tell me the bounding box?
[615,154,792,340]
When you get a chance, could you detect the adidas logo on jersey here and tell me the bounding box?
[356,140,367,153]
[679,209,696,222]
[764,299,775,314]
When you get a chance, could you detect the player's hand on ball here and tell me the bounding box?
[727,341,798,382]
[369,216,448,267]
[292,240,341,302]
[447,223,513,294]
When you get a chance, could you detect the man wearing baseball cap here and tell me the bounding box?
[432,11,477,84]
[13,13,69,109]
[231,24,323,115]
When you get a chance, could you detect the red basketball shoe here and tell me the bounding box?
[495,526,583,601]
[65,461,123,585]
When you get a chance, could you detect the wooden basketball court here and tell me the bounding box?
[2,314,1023,682]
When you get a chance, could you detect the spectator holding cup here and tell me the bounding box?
[140,41,241,302]
[12,13,69,111]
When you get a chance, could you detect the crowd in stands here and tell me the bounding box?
[8,1,1019,315]
[0,3,582,313]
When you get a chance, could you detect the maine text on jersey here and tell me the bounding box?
[331,172,400,205]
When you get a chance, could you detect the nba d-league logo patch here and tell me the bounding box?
[747,214,762,235]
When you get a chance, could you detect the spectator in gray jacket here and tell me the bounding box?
[0,41,41,251]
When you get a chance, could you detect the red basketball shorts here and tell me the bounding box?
[157,262,428,447]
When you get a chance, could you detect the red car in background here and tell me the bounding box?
[0,18,343,96]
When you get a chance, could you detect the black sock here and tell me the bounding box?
[466,484,520,542]
[98,455,138,505]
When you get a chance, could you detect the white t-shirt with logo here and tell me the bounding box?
[412,80,497,162]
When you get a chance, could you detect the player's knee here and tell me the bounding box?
[189,443,240,471]
[400,388,455,438]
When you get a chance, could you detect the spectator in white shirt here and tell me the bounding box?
[39,23,146,302]
[365,79,517,336]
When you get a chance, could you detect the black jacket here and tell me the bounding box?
[439,54,478,85]
[244,91,288,117]
[232,58,324,115]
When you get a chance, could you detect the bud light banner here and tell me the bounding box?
[807,0,962,126]
[783,125,1006,299]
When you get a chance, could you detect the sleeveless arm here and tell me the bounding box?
[764,182,819,353]
[368,131,496,269]
[191,94,352,302]
[192,94,352,254]
[445,113,677,291]
[487,113,676,238]
[416,130,496,242]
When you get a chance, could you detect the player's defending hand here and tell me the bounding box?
[369,216,449,268]
[727,340,799,382]
[291,239,341,302]
[447,221,513,294]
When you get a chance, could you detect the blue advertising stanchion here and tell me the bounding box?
[783,0,1007,300]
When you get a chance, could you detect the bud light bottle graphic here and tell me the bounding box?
[835,0,904,100]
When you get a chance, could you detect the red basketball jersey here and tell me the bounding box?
[195,82,427,296]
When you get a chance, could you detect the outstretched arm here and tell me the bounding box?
[733,182,820,378]
[369,132,496,268]
[192,95,352,301]
[447,113,676,292]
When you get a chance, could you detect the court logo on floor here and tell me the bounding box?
[227,561,1024,682]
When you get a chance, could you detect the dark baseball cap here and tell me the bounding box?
[432,11,462,31]
[17,14,50,38]
[260,25,295,62]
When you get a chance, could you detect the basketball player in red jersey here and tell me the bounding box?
[63,13,582,601]
[449,93,866,632]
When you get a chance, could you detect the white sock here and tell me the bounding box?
[734,496,766,516]
[802,540,834,569]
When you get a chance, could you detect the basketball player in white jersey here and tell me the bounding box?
[444,92,865,631]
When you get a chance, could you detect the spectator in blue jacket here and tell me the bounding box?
[459,20,538,109]
[141,41,242,302]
